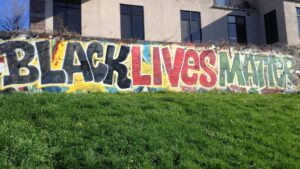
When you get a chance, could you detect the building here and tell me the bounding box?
[30,0,300,46]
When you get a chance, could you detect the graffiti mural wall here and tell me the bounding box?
[0,38,298,93]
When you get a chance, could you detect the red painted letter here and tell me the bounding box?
[162,47,185,87]
[132,46,151,86]
[153,47,162,86]
[181,49,200,85]
[199,50,217,88]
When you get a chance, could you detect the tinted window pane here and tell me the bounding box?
[53,0,81,34]
[181,11,201,43]
[229,24,237,42]
[132,6,143,15]
[120,4,144,40]
[68,3,81,9]
[191,21,201,42]
[264,10,279,44]
[181,20,191,42]
[181,11,190,20]
[54,0,81,7]
[298,15,300,37]
[121,15,132,39]
[69,0,81,5]
[53,6,66,31]
[228,15,247,43]
[54,0,68,7]
[236,23,247,43]
[236,16,245,24]
[121,5,131,14]
[67,8,81,33]
[297,8,300,37]
[132,15,144,39]
[228,16,236,23]
[191,12,200,21]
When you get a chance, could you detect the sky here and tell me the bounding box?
[0,0,30,30]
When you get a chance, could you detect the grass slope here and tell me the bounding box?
[0,93,299,169]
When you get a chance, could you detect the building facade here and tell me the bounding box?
[30,0,300,46]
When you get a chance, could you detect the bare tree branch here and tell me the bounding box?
[0,0,28,31]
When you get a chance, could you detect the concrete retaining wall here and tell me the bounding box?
[0,37,299,93]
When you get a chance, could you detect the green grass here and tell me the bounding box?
[0,93,299,169]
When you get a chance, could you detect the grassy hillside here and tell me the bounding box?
[0,93,299,169]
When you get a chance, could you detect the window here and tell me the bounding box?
[181,11,202,43]
[120,4,144,40]
[53,0,81,34]
[215,0,232,7]
[228,15,247,43]
[297,8,300,37]
[264,10,279,44]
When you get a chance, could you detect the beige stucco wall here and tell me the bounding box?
[283,1,300,46]
[81,0,260,43]
[43,0,260,44]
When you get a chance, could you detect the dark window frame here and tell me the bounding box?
[297,8,300,38]
[180,10,202,43]
[227,15,247,44]
[120,4,145,40]
[264,10,279,44]
[53,0,82,34]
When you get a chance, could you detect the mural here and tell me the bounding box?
[0,39,298,93]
